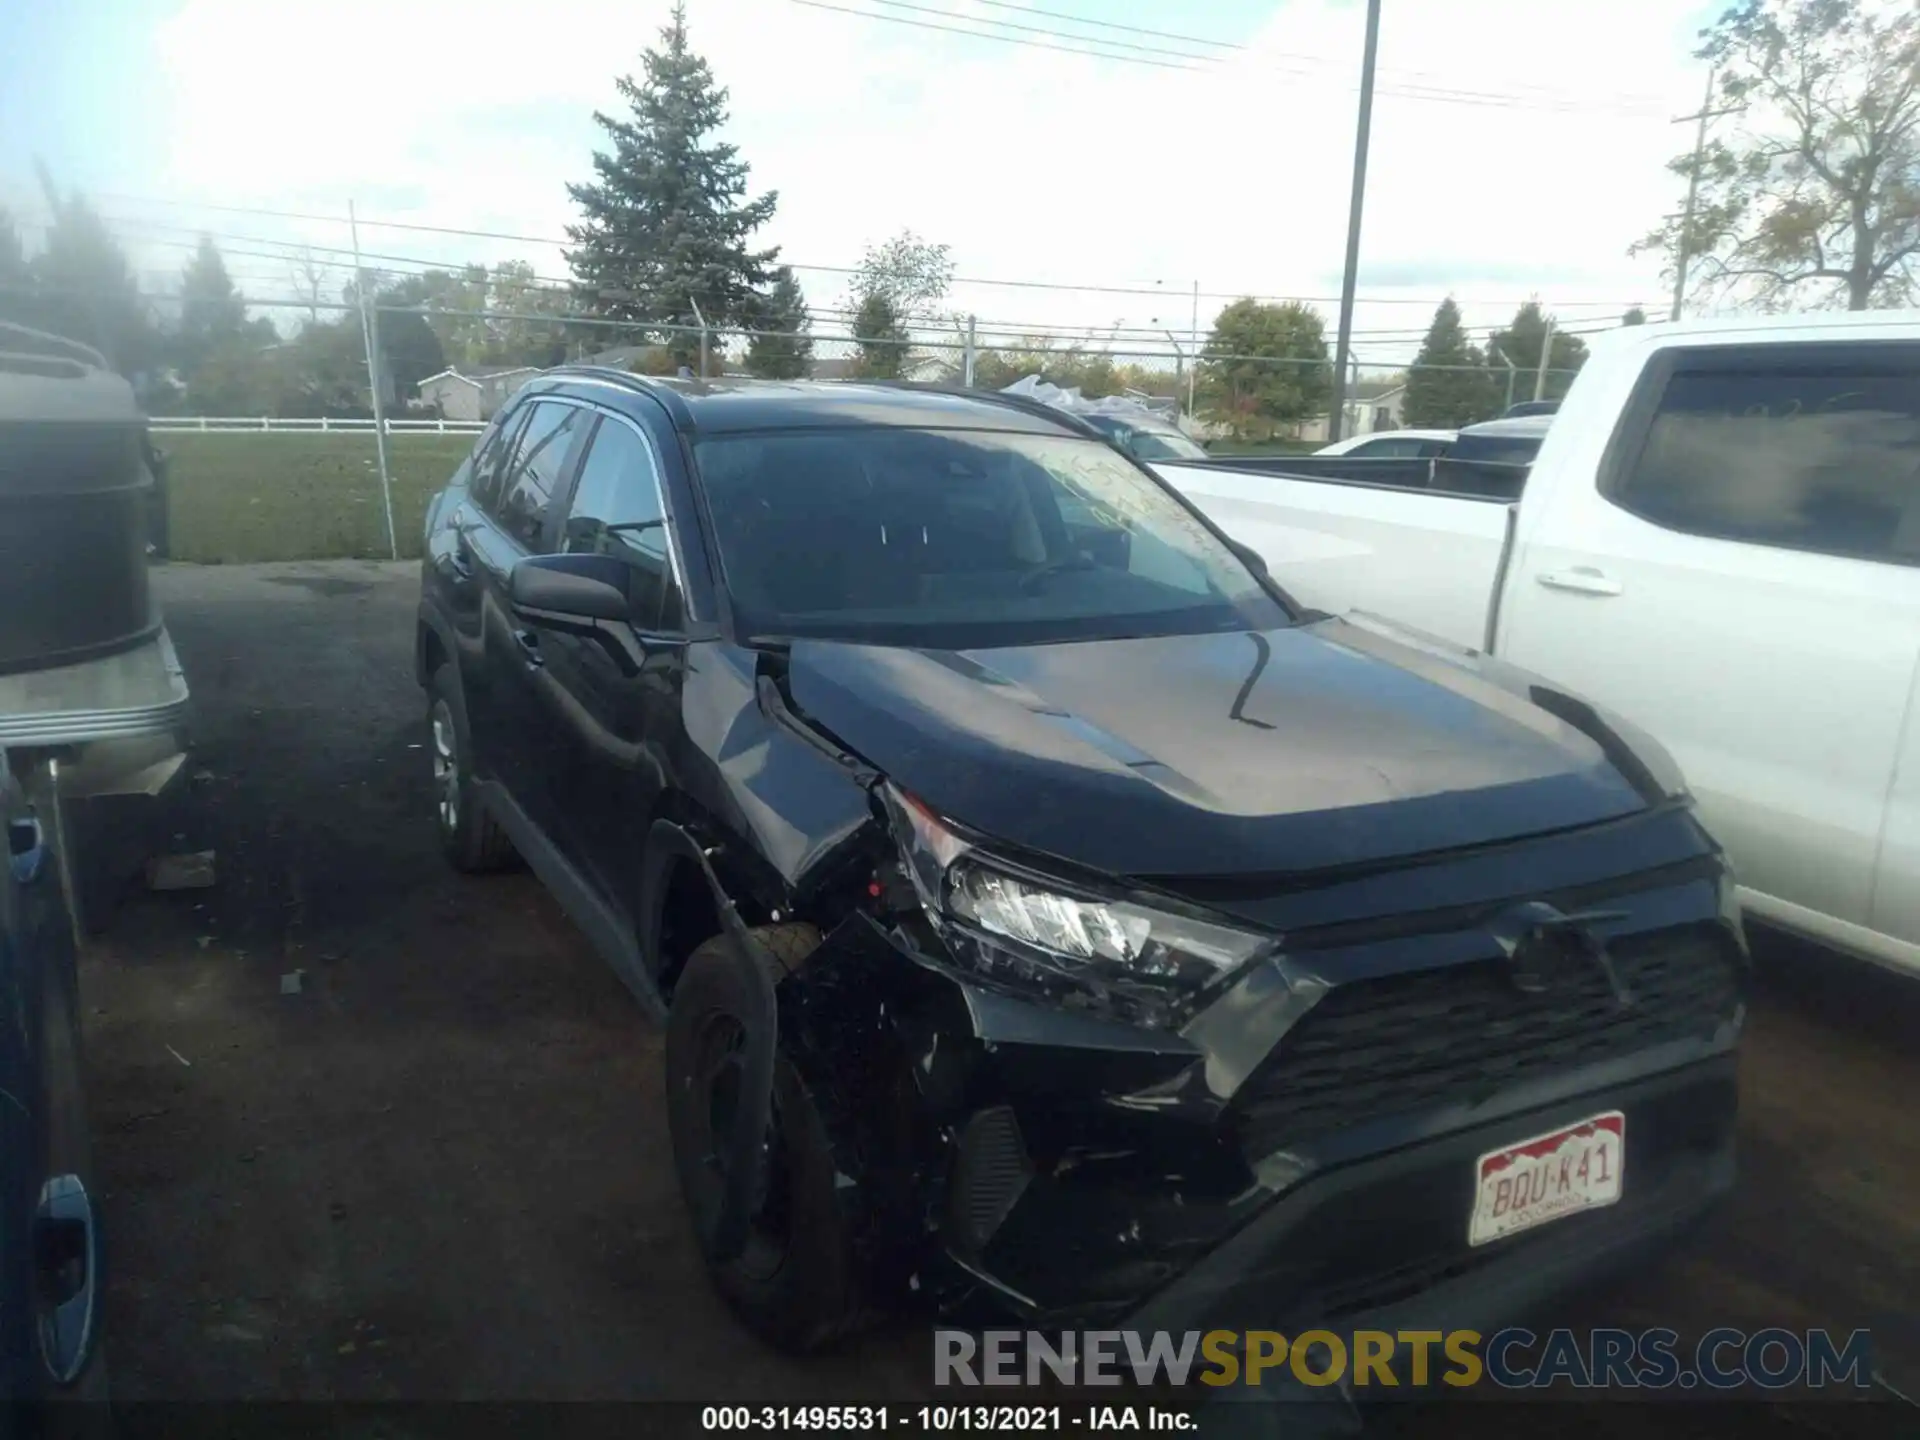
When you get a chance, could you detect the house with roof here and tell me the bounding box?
[415,365,543,421]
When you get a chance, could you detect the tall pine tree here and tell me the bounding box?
[851,291,910,380]
[1403,298,1499,428]
[565,3,778,366]
[177,235,247,369]
[745,266,813,378]
[29,175,158,376]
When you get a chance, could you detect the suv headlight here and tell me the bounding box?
[881,783,1271,1028]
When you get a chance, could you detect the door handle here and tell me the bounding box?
[9,814,45,884]
[513,629,543,667]
[449,518,477,579]
[33,1174,99,1385]
[1536,566,1624,597]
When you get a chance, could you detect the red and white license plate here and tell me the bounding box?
[1469,1111,1625,1247]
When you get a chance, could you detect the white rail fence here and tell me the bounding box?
[149,416,487,435]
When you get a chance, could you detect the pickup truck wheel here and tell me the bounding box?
[666,923,863,1353]
[427,665,517,873]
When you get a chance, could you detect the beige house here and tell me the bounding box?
[1290,382,1409,443]
[416,366,541,421]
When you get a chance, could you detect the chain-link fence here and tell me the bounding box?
[365,306,1581,442]
[144,299,1582,564]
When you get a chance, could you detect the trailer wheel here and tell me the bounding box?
[665,923,863,1352]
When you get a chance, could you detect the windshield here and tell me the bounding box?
[1084,414,1210,462]
[694,427,1289,647]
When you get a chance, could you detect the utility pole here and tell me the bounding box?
[349,200,398,562]
[963,314,977,386]
[689,297,709,378]
[1326,0,1383,446]
[1670,67,1740,321]
[1188,280,1199,419]
[1161,330,1186,414]
[1532,314,1555,402]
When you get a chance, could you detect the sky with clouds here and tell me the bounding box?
[1,0,1725,368]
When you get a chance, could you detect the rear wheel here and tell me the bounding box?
[665,923,863,1352]
[427,665,516,873]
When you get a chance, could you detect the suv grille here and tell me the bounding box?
[1235,924,1742,1154]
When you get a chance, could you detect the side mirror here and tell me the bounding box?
[510,553,630,622]
[1226,538,1269,578]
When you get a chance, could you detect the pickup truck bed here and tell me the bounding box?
[1156,311,1920,980]
[1155,460,1515,652]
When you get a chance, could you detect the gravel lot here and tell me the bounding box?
[73,561,1920,1429]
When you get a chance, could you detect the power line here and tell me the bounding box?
[75,190,1661,311]
[859,0,1221,64]
[789,0,1203,71]
[957,0,1676,112]
[965,0,1239,51]
[790,0,1670,115]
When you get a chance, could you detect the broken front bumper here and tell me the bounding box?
[775,808,1745,1332]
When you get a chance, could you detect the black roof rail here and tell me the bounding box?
[859,378,1107,440]
[538,364,695,427]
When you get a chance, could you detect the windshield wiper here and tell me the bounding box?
[1017,555,1098,594]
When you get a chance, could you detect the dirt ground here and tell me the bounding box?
[72,561,1920,1428]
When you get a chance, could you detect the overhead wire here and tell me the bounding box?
[67,194,1651,312]
[788,0,1671,115]
[955,0,1677,111]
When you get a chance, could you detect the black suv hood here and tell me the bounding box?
[782,619,1649,879]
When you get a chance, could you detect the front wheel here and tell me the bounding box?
[427,665,517,873]
[664,925,864,1352]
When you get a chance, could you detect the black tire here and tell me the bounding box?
[427,664,517,873]
[665,922,863,1352]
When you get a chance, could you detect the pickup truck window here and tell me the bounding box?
[1614,349,1920,564]
[693,427,1288,648]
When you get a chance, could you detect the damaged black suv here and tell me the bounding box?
[416,372,1745,1353]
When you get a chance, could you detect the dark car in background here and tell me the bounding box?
[0,754,103,1415]
[1452,412,1554,465]
[1501,398,1562,420]
[415,373,1744,1360]
[1077,409,1211,463]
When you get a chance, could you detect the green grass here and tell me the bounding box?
[1201,438,1322,457]
[156,433,475,563]
[153,429,1327,564]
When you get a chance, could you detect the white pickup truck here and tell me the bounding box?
[1156,310,1920,978]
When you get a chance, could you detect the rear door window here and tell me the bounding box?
[1609,342,1920,564]
[492,401,590,549]
[469,403,532,513]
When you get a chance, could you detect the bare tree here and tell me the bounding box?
[1635,0,1920,311]
[287,247,329,327]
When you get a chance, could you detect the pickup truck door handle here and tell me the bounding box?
[1536,567,1624,597]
